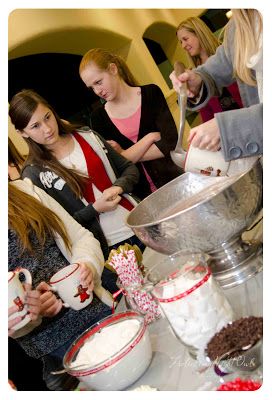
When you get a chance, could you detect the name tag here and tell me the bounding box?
[54,178,66,190]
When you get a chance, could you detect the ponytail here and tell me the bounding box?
[79,48,138,87]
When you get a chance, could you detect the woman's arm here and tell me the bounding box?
[108,132,164,163]
[216,103,263,161]
[96,135,140,193]
[96,121,164,163]
[136,143,164,161]
[108,85,177,162]
[144,85,179,155]
[18,179,105,280]
[22,165,100,227]
[92,86,176,160]
[120,132,164,163]
[73,203,98,224]
[41,190,104,276]
[8,285,42,338]
[188,103,263,159]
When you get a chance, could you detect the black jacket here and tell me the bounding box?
[91,84,182,199]
[21,130,140,259]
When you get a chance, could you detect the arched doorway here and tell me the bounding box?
[143,22,177,89]
[9,53,99,126]
[9,27,132,126]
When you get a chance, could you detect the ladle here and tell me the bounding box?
[50,363,89,375]
[170,61,188,168]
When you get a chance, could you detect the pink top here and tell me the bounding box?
[111,106,157,192]
[111,106,141,143]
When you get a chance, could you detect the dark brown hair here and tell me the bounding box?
[9,89,88,197]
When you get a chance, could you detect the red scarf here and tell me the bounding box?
[73,132,134,211]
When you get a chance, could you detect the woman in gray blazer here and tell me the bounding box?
[170,9,262,162]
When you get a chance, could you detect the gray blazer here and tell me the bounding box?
[188,21,262,161]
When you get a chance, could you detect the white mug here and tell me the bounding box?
[49,263,93,311]
[8,268,32,331]
[184,145,230,177]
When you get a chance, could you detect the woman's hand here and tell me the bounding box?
[8,305,23,336]
[120,132,162,163]
[24,283,41,321]
[36,281,62,317]
[146,131,161,143]
[93,186,122,213]
[102,186,123,200]
[8,284,41,336]
[188,118,221,151]
[169,69,202,98]
[78,262,94,293]
[107,140,124,153]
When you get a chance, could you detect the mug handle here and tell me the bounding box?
[15,268,32,287]
[49,285,70,308]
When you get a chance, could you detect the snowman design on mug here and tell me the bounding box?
[13,295,25,311]
[200,166,222,177]
[74,284,90,303]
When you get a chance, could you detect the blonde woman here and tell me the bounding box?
[176,17,243,122]
[79,48,182,200]
[9,179,113,390]
[170,9,262,161]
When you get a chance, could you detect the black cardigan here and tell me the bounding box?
[91,84,182,199]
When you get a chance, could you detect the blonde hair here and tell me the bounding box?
[9,183,71,255]
[176,17,220,68]
[79,48,138,87]
[225,9,262,86]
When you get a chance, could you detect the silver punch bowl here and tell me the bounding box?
[127,157,263,288]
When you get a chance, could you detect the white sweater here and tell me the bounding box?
[11,179,113,338]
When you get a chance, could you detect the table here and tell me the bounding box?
[122,248,263,391]
[79,247,263,391]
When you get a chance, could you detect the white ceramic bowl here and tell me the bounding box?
[63,311,152,390]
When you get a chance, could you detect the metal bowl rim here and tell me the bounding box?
[127,159,260,229]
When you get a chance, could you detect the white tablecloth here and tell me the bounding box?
[78,247,262,391]
[121,248,262,391]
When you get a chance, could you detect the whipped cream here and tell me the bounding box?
[71,319,140,368]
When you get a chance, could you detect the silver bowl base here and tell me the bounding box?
[208,238,263,289]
